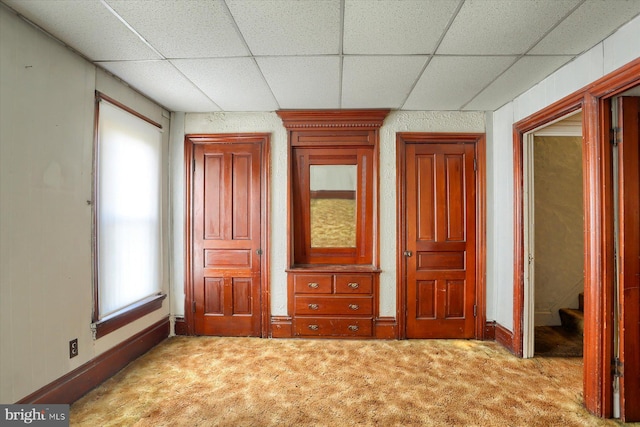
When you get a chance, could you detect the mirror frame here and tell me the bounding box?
[278,110,389,266]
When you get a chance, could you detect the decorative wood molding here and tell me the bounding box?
[374,317,397,339]
[277,110,389,130]
[510,59,640,418]
[512,58,640,417]
[174,316,188,336]
[270,316,293,338]
[17,317,169,404]
[494,323,515,354]
[484,321,496,341]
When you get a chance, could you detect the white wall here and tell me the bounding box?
[0,7,170,403]
[488,14,640,332]
[173,111,484,319]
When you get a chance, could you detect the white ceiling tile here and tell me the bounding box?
[343,0,459,54]
[2,0,160,61]
[342,56,427,109]
[226,0,341,55]
[438,0,581,55]
[530,1,640,55]
[172,58,278,111]
[104,0,249,59]
[256,56,340,109]
[404,56,517,110]
[465,56,574,111]
[96,60,219,112]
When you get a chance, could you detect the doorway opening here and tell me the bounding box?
[522,112,584,358]
[513,59,640,419]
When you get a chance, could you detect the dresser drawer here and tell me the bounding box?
[294,296,373,315]
[294,317,373,337]
[335,274,373,294]
[293,274,332,294]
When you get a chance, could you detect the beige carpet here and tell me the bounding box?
[71,337,626,427]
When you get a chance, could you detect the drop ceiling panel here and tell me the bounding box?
[343,0,459,54]
[256,56,340,109]
[342,56,427,109]
[465,56,574,111]
[2,0,160,61]
[437,0,581,55]
[96,60,219,112]
[530,1,640,55]
[105,0,250,59]
[404,56,517,110]
[172,58,278,111]
[226,0,341,55]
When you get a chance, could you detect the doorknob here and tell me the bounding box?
[404,251,413,257]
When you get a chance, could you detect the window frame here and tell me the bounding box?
[92,92,166,339]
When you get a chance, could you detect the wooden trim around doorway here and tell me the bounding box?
[512,58,640,418]
[396,133,487,340]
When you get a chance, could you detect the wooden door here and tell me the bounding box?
[191,140,263,336]
[404,141,477,338]
[617,96,640,422]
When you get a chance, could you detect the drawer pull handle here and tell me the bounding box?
[348,325,359,331]
[308,304,319,310]
[347,282,359,289]
[348,304,360,310]
[308,324,319,331]
[308,282,319,289]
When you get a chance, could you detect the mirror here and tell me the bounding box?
[310,165,357,248]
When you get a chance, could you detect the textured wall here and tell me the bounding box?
[533,136,584,326]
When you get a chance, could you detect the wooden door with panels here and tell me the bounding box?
[185,134,269,337]
[616,96,640,422]
[398,133,485,339]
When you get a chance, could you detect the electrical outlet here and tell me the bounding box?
[69,338,78,358]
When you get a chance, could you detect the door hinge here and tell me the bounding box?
[473,304,477,317]
[192,158,196,172]
[611,127,620,146]
[612,357,624,378]
[192,300,196,313]
[473,158,477,172]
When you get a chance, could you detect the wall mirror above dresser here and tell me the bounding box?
[277,110,389,339]
[309,164,357,248]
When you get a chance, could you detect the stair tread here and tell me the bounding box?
[559,307,584,317]
[559,308,584,335]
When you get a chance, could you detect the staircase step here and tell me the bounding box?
[559,308,584,335]
[578,292,584,311]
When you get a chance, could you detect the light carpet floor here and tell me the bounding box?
[71,337,632,427]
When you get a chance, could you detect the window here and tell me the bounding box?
[93,93,166,338]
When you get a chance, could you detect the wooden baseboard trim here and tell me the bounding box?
[495,322,516,355]
[375,317,397,339]
[484,321,496,341]
[270,316,292,338]
[17,316,170,404]
[174,316,188,335]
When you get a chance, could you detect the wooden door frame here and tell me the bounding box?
[396,133,487,340]
[184,133,271,337]
[512,59,640,417]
